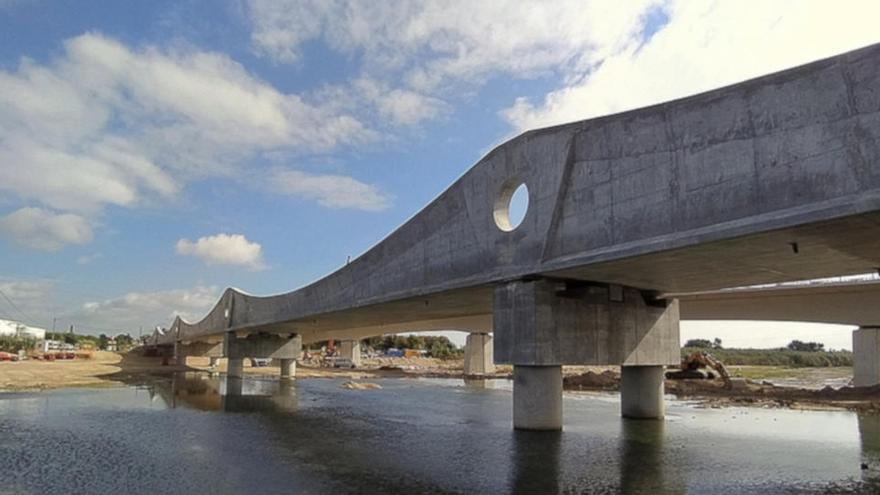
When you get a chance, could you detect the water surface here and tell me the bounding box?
[1,373,878,494]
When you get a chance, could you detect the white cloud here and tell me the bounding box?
[246,1,661,131]
[502,0,880,131]
[352,78,448,126]
[0,32,373,246]
[0,207,93,251]
[270,168,392,211]
[247,0,659,91]
[75,285,220,331]
[0,278,54,322]
[176,233,266,270]
[76,253,103,265]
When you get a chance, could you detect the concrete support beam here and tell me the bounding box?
[620,365,665,419]
[280,358,295,379]
[464,333,495,375]
[338,340,362,367]
[227,358,244,378]
[494,280,680,366]
[176,341,224,362]
[513,365,563,431]
[854,327,880,387]
[224,332,302,360]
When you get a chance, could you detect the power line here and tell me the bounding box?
[0,288,34,323]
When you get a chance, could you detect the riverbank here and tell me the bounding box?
[2,351,878,412]
[564,367,880,412]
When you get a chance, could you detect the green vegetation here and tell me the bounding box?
[786,340,825,352]
[362,335,463,359]
[0,336,35,353]
[684,338,723,349]
[681,347,853,367]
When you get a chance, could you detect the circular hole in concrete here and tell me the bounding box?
[494,181,529,232]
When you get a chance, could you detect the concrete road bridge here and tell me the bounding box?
[151,43,880,430]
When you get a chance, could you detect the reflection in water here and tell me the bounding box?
[463,377,502,390]
[620,419,684,495]
[510,430,561,494]
[156,373,297,413]
[859,413,880,482]
[3,378,880,494]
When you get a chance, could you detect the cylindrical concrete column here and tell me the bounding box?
[173,342,184,366]
[513,365,563,430]
[227,357,244,378]
[620,365,665,419]
[854,327,880,387]
[280,358,296,379]
[224,376,243,396]
[464,333,495,376]
[338,340,362,367]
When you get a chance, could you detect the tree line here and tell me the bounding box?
[682,338,852,367]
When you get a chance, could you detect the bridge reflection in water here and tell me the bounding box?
[150,372,298,414]
[2,374,875,493]
[106,374,880,493]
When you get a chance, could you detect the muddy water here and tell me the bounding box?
[1,374,878,494]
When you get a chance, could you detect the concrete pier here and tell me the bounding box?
[620,365,665,419]
[280,358,295,379]
[854,327,880,387]
[513,365,563,431]
[338,340,362,367]
[495,280,679,428]
[464,333,495,375]
[227,358,244,378]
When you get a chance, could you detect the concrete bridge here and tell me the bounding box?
[152,43,880,430]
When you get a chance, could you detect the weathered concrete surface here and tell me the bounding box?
[337,340,362,367]
[280,358,295,379]
[224,333,302,360]
[620,366,666,419]
[464,333,495,375]
[494,280,679,366]
[227,358,243,379]
[677,278,880,326]
[513,365,563,430]
[158,44,880,356]
[854,327,880,387]
[176,342,223,360]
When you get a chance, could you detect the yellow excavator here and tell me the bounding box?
[667,351,733,389]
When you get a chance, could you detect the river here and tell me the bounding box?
[1,373,878,494]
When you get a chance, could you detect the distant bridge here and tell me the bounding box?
[152,43,880,430]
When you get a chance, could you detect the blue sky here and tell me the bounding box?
[1,0,878,348]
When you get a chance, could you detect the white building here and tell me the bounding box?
[0,319,47,340]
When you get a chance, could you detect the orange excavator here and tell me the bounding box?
[667,351,733,389]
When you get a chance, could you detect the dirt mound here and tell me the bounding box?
[562,369,880,412]
[564,370,620,391]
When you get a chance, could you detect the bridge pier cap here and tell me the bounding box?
[493,279,679,367]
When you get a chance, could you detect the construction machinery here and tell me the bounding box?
[666,351,733,389]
